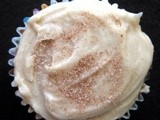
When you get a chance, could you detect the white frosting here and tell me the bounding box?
[14,0,153,120]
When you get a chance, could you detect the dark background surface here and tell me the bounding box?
[0,0,160,120]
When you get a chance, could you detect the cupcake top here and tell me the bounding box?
[13,0,153,119]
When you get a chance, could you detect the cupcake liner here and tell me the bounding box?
[8,0,150,120]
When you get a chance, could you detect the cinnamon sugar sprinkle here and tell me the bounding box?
[32,11,124,109]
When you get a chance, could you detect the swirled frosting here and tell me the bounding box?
[13,0,153,119]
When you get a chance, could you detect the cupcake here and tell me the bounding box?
[9,0,154,119]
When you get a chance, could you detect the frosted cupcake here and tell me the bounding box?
[9,0,153,119]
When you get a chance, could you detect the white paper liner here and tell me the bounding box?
[8,0,150,119]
